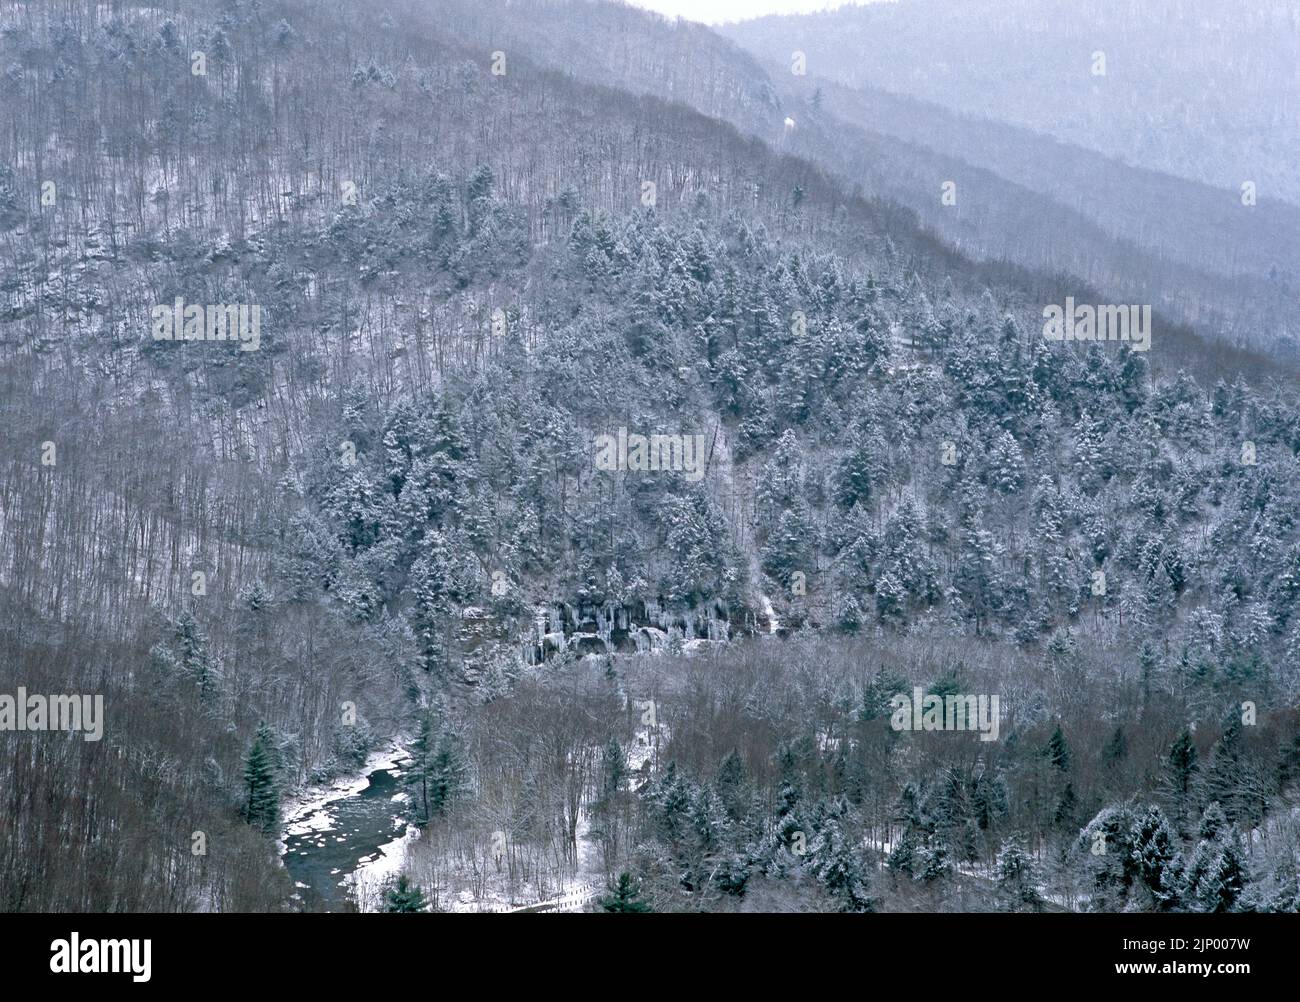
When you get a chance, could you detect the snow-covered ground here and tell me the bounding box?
[404,706,666,913]
[348,822,423,911]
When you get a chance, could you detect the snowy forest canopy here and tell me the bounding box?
[0,0,1297,915]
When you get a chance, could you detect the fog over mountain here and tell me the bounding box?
[723,0,1300,200]
[0,0,1297,928]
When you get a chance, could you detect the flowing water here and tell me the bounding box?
[282,755,414,912]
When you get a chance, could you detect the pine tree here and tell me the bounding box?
[809,814,874,912]
[1044,725,1071,772]
[776,744,802,818]
[603,737,628,795]
[715,748,749,820]
[407,711,469,822]
[886,825,920,878]
[1191,834,1247,913]
[1204,717,1246,824]
[1053,782,1078,831]
[383,874,429,912]
[954,525,1002,634]
[243,728,280,835]
[1077,805,1141,911]
[1132,806,1184,911]
[1073,410,1106,486]
[409,532,460,674]
[995,836,1042,911]
[874,568,907,625]
[1182,838,1216,908]
[598,872,652,912]
[988,430,1025,494]
[917,830,952,883]
[755,429,804,528]
[688,785,731,864]
[761,506,813,590]
[834,426,884,509]
[156,611,219,701]
[971,771,1009,833]
[427,730,470,817]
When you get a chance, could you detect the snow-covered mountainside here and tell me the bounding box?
[0,0,1297,916]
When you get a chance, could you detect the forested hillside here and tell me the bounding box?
[0,0,1297,914]
[438,0,1300,362]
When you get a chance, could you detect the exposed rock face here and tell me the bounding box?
[519,598,749,664]
[454,596,779,677]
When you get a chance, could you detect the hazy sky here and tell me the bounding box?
[621,0,885,26]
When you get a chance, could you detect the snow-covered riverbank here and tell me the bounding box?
[279,738,416,910]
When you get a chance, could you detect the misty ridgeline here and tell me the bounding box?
[1,0,1299,914]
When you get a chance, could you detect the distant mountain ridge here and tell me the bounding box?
[439,0,1300,360]
[722,0,1300,202]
